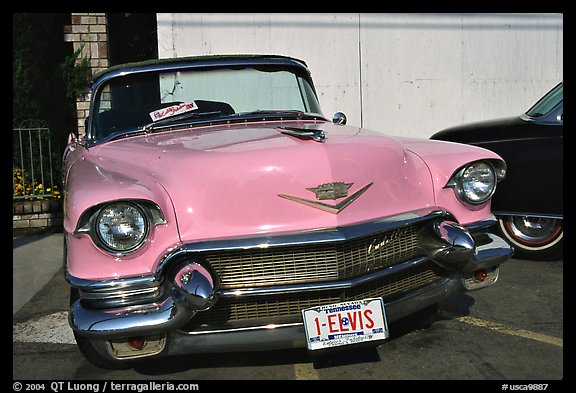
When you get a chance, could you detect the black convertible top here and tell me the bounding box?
[91,54,309,86]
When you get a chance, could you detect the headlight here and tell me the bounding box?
[447,161,497,205]
[95,202,149,252]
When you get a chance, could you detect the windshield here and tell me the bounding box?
[90,64,324,144]
[525,83,563,118]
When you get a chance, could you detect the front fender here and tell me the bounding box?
[64,155,181,280]
[401,138,506,225]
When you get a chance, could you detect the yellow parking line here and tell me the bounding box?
[441,311,563,348]
[294,362,320,380]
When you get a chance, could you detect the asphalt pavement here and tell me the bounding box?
[13,227,64,315]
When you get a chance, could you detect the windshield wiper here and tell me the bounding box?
[142,110,222,132]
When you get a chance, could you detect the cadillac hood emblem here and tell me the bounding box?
[307,182,353,200]
[278,182,373,214]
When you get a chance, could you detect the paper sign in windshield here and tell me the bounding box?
[149,102,198,122]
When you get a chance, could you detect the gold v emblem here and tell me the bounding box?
[278,182,373,214]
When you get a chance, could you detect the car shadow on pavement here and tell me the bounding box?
[132,302,464,375]
[13,226,63,249]
[133,346,383,375]
[438,293,476,317]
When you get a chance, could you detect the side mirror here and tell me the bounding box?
[67,131,78,144]
[332,112,347,125]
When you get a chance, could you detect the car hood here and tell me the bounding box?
[88,121,440,242]
[430,116,524,144]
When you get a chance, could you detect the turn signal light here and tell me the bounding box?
[473,270,488,282]
[127,336,146,350]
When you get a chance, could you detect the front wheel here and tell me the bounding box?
[497,215,563,261]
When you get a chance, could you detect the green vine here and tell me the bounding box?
[61,46,92,100]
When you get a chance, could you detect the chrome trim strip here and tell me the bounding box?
[66,272,160,291]
[66,272,165,309]
[493,211,563,220]
[69,296,189,337]
[217,255,430,297]
[175,208,451,255]
[81,286,159,299]
[181,322,303,336]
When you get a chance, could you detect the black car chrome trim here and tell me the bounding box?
[493,211,563,220]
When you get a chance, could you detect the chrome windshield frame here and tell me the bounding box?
[86,55,322,147]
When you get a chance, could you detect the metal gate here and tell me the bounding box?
[13,121,61,200]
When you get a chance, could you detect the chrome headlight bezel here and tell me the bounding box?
[95,202,149,253]
[74,200,167,255]
[446,160,503,206]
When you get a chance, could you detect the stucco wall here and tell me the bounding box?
[157,13,563,138]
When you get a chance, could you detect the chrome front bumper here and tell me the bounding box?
[67,209,513,359]
[164,272,469,355]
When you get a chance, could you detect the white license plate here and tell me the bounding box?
[301,298,389,351]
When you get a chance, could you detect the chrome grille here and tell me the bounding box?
[184,260,445,329]
[203,223,422,289]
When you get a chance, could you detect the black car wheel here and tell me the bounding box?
[497,215,563,261]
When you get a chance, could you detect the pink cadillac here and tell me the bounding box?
[63,55,513,369]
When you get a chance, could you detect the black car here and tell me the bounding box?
[431,82,563,260]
